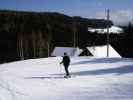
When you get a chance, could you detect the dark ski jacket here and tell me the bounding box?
[60,55,70,66]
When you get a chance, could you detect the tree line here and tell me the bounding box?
[0,10,132,63]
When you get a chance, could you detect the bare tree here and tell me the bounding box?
[31,31,36,58]
[18,32,24,60]
[46,24,52,57]
[38,31,46,57]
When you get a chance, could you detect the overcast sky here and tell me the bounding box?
[0,0,133,25]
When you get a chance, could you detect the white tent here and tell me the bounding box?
[51,47,82,56]
[87,45,121,58]
[88,26,123,34]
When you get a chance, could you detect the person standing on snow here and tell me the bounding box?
[60,52,71,77]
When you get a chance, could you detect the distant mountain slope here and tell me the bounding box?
[1,10,133,62]
[0,10,113,28]
[0,10,113,63]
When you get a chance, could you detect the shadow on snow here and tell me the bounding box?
[25,65,133,80]
[52,65,133,76]
[25,76,65,79]
[25,58,133,79]
[71,58,133,65]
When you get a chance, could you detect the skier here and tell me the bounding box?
[60,52,71,78]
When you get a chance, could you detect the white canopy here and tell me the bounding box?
[87,45,121,58]
[88,26,123,34]
[51,47,82,56]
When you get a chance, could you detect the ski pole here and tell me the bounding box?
[59,63,62,73]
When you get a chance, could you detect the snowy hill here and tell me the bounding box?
[88,26,123,34]
[0,57,133,100]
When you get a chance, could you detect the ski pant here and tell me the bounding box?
[64,64,70,76]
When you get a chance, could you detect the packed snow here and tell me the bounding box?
[88,26,123,34]
[0,57,133,100]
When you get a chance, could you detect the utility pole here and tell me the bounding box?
[73,22,76,47]
[74,29,76,47]
[107,9,110,57]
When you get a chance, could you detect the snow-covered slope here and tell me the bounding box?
[88,26,123,34]
[0,57,133,100]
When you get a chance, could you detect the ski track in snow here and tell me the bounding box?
[0,57,133,100]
